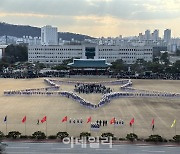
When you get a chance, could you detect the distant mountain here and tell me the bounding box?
[0,22,95,41]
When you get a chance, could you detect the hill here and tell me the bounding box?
[0,22,95,41]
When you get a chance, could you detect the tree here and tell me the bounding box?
[4,45,28,64]
[147,62,164,73]
[32,131,46,140]
[173,135,180,142]
[126,133,138,142]
[7,131,21,139]
[172,60,180,73]
[160,52,170,65]
[145,135,167,142]
[80,132,91,139]
[131,59,148,73]
[111,59,126,73]
[0,131,4,139]
[51,58,75,70]
[56,132,69,140]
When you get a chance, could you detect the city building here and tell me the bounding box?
[41,25,58,45]
[152,29,159,41]
[145,30,151,40]
[28,44,153,66]
[164,29,171,43]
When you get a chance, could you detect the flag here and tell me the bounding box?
[110,117,115,124]
[151,119,155,130]
[22,116,26,123]
[4,115,7,122]
[87,117,91,123]
[62,116,67,122]
[129,118,134,127]
[171,120,176,128]
[41,116,47,123]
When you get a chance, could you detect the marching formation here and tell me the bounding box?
[3,78,180,110]
[74,83,112,94]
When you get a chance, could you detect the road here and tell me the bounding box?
[1,142,180,154]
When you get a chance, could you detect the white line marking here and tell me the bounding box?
[142,150,165,153]
[113,145,127,147]
[96,148,117,151]
[6,147,30,149]
[52,147,72,150]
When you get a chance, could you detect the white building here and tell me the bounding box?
[28,44,153,65]
[145,30,151,40]
[164,29,171,43]
[152,29,159,41]
[41,25,58,45]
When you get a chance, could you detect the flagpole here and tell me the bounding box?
[175,121,176,136]
[65,121,67,132]
[133,124,134,134]
[114,122,115,135]
[25,120,26,136]
[46,119,47,137]
[6,121,7,136]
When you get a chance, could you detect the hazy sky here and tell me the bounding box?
[0,0,180,37]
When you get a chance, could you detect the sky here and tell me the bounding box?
[0,0,180,37]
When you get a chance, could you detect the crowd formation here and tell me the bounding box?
[3,78,180,110]
[74,83,112,94]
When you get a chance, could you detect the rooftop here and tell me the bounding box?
[68,59,112,68]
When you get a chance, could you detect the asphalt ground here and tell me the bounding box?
[1,141,180,154]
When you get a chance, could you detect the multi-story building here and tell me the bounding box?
[145,30,151,40]
[28,44,153,65]
[41,25,58,45]
[152,29,159,41]
[164,29,171,43]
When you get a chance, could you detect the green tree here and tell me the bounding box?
[160,52,170,65]
[4,44,28,64]
[172,60,180,73]
[111,59,126,73]
[32,131,46,140]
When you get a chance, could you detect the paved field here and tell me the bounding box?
[3,142,180,154]
[0,78,180,139]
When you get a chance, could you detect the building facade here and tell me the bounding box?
[164,29,171,44]
[41,25,58,45]
[28,44,153,65]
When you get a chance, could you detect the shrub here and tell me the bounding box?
[7,131,21,139]
[173,135,180,142]
[80,132,91,139]
[20,135,28,139]
[145,135,165,142]
[126,133,138,142]
[101,132,114,141]
[57,132,69,140]
[32,131,46,140]
[48,135,57,139]
[101,132,114,138]
[119,138,126,141]
[0,131,5,139]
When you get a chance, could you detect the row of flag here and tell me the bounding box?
[3,116,177,129]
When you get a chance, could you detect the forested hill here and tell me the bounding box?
[0,22,94,41]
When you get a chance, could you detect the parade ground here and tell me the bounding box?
[0,78,180,139]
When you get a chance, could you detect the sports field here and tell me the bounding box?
[0,78,179,139]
